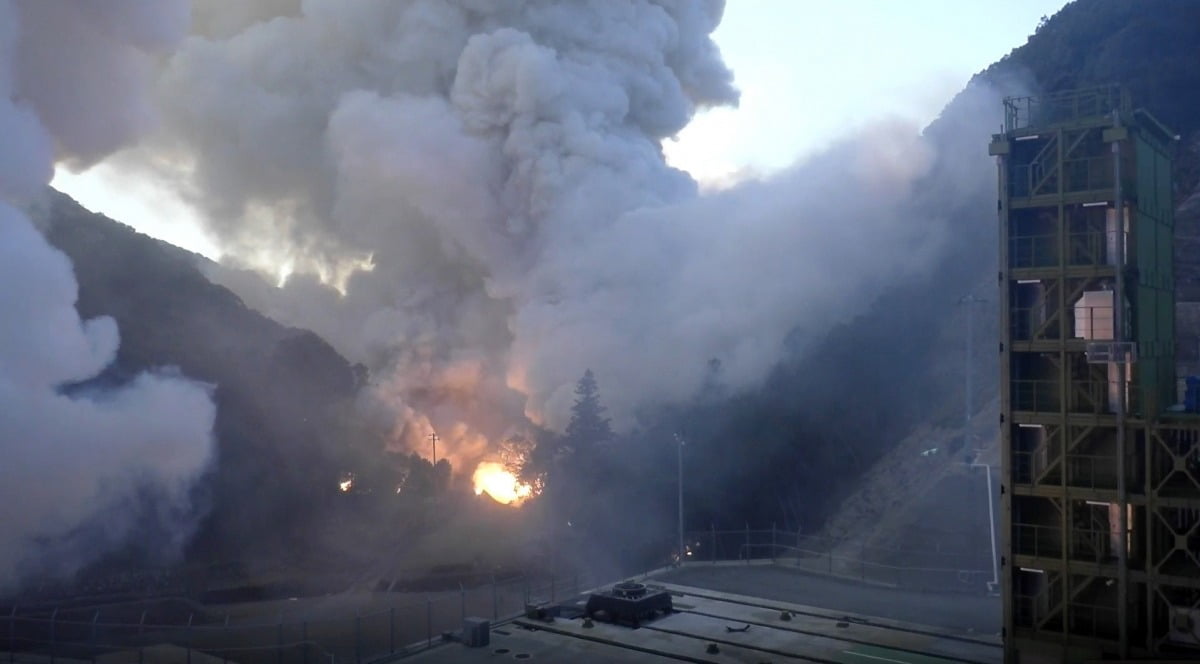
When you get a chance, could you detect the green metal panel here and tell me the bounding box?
[1133,130,1175,414]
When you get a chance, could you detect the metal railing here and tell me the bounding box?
[1009,305,1057,341]
[1012,379,1064,412]
[1013,449,1039,484]
[1014,589,1059,629]
[1013,523,1064,560]
[1012,523,1119,564]
[1009,156,1121,199]
[1067,601,1120,641]
[2,571,598,664]
[1065,454,1121,491]
[1004,87,1127,133]
[1010,379,1143,415]
[1009,231,1124,270]
[1064,156,1116,193]
[683,528,994,595]
[1014,577,1120,640]
[1012,451,1120,491]
[1013,442,1060,486]
[1008,303,1118,342]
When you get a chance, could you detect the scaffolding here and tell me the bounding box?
[992,86,1199,662]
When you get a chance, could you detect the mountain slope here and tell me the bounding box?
[811,0,1200,557]
[664,0,1200,534]
[33,190,368,567]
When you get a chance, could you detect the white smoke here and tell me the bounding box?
[0,0,214,588]
[97,1,999,461]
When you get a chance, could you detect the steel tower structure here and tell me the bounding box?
[992,87,1200,662]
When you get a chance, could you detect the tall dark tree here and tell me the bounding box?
[525,370,614,519]
[564,369,613,452]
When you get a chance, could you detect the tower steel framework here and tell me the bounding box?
[991,87,1200,662]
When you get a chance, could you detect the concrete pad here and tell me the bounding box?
[656,563,1000,634]
[408,577,1002,664]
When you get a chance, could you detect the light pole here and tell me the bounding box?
[970,461,1000,594]
[428,431,439,466]
[675,433,685,563]
[959,293,996,594]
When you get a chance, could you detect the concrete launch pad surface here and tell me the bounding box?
[411,566,1002,663]
[658,564,1000,634]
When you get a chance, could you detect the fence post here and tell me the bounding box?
[710,524,716,563]
[389,607,395,654]
[744,523,750,562]
[354,612,362,664]
[187,613,194,664]
[426,599,432,649]
[491,575,498,621]
[90,609,100,646]
[134,608,145,664]
[302,621,310,664]
[49,607,57,664]
[771,523,777,560]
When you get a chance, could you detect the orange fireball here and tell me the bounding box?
[472,461,532,505]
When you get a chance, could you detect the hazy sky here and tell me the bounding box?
[664,0,1070,181]
[52,0,1070,257]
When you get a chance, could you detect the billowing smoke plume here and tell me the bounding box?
[0,0,214,588]
[102,1,999,465]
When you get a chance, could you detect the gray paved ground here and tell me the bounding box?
[657,564,1001,635]
[408,571,1001,664]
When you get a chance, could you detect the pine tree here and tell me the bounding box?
[564,369,612,452]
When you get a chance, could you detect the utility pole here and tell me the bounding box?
[675,433,685,563]
[428,432,439,467]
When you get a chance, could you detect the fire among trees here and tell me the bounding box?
[339,369,617,512]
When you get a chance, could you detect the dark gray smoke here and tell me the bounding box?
[95,1,1003,471]
[0,0,214,589]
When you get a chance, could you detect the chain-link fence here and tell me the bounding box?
[683,527,996,594]
[3,570,602,664]
[2,525,996,663]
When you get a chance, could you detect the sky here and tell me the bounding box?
[51,0,1070,258]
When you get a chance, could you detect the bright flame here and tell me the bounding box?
[472,462,532,505]
[339,478,353,492]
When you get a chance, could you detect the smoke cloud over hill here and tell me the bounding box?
[0,0,214,588]
[98,1,1002,467]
